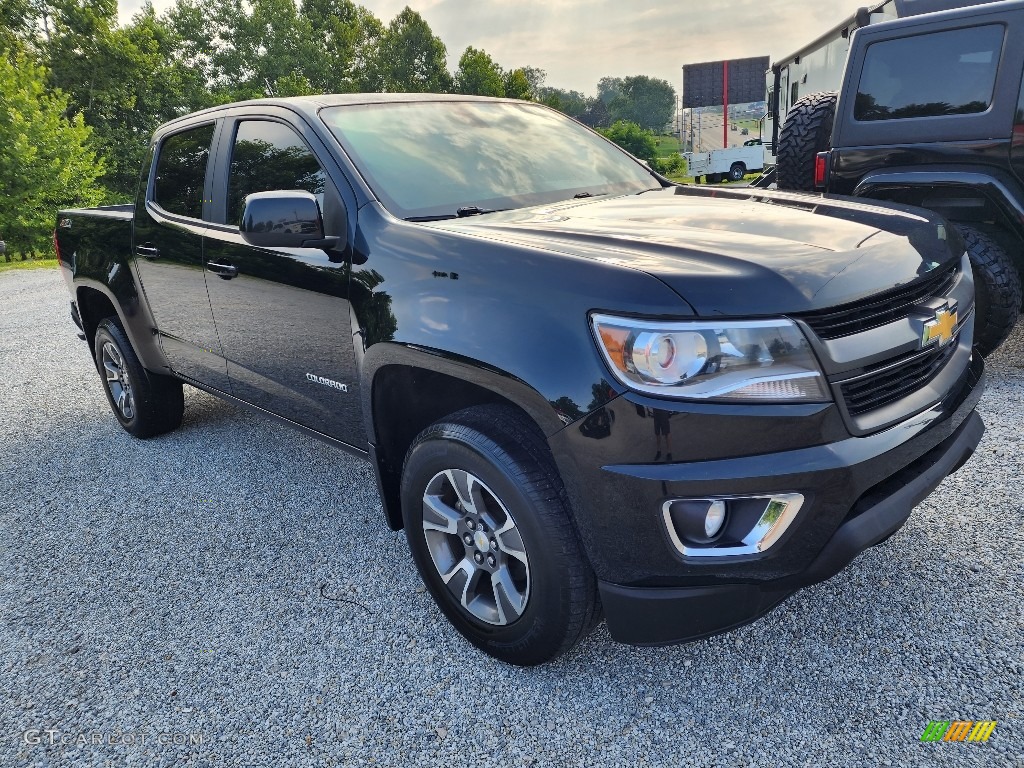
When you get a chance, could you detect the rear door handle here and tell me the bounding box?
[206,260,238,279]
[136,244,160,259]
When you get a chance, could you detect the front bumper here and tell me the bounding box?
[548,354,984,646]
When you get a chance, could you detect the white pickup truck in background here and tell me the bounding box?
[684,144,764,183]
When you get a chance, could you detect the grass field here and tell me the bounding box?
[654,134,682,158]
[0,259,58,274]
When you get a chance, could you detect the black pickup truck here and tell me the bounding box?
[56,95,985,665]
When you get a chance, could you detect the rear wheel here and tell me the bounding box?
[93,317,184,438]
[953,224,1021,356]
[777,91,838,191]
[401,405,599,665]
[728,163,746,182]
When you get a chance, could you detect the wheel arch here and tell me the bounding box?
[362,345,573,531]
[73,278,170,374]
[75,283,120,352]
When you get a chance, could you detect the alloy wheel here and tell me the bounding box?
[421,469,531,625]
[101,341,135,420]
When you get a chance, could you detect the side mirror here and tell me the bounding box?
[240,190,342,251]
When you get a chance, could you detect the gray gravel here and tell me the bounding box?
[1,267,1022,768]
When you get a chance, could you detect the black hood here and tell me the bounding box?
[428,186,960,316]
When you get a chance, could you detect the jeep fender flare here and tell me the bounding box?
[851,166,1024,241]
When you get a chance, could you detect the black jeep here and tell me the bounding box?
[776,0,1024,355]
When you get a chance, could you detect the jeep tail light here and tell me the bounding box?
[814,152,829,189]
[53,230,61,263]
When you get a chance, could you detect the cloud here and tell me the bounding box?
[119,0,869,93]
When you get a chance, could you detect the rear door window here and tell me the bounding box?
[227,120,327,226]
[854,25,1004,121]
[152,124,215,220]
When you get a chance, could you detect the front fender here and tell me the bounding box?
[360,342,573,440]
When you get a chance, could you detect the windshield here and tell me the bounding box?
[320,100,659,220]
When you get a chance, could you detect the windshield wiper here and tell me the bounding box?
[456,206,502,217]
[572,192,606,199]
[406,206,504,222]
[405,214,458,222]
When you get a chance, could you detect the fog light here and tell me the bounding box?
[664,498,729,546]
[704,500,727,538]
[662,493,805,557]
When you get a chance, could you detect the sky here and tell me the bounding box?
[118,0,872,95]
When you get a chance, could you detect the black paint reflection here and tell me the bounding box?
[153,125,214,219]
[228,122,327,225]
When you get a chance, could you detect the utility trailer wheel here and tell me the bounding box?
[401,405,600,665]
[776,91,838,192]
[93,317,184,438]
[953,224,1021,356]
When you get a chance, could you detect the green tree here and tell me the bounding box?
[372,7,451,93]
[47,1,205,198]
[538,87,589,120]
[299,0,383,93]
[1,0,35,53]
[597,120,656,163]
[165,0,317,103]
[454,46,504,97]
[608,75,676,132]
[518,66,546,96]
[597,76,624,106]
[503,68,532,100]
[0,52,105,258]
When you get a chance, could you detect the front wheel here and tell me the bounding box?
[93,317,184,438]
[953,224,1021,356]
[401,406,599,665]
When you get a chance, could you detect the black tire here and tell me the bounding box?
[93,317,184,438]
[776,91,838,191]
[952,224,1021,356]
[708,173,721,184]
[400,405,599,666]
[728,162,745,182]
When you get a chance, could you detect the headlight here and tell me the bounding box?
[591,313,829,402]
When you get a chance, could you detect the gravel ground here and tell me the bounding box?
[1,267,1022,768]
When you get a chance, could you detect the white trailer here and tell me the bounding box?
[684,145,764,183]
[762,1,898,165]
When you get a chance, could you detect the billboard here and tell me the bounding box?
[682,56,770,108]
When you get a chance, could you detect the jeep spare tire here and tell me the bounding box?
[777,91,838,192]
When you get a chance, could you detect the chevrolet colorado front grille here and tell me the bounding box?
[799,262,959,340]
[839,339,958,417]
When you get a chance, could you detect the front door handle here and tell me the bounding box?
[136,244,160,260]
[206,260,238,279]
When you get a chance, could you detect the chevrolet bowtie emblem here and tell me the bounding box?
[921,303,958,349]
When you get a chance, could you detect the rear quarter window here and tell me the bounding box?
[152,124,215,220]
[854,25,1004,121]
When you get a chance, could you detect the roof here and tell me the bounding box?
[157,93,515,133]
